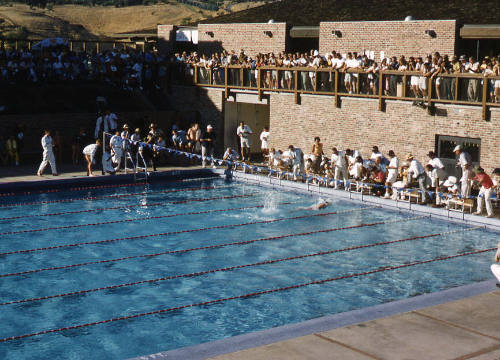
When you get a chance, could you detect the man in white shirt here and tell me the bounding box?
[331,147,348,190]
[427,151,447,204]
[344,53,360,93]
[110,130,124,171]
[104,110,118,133]
[465,57,480,101]
[94,113,108,139]
[37,130,58,176]
[259,126,270,161]
[384,150,399,198]
[236,121,253,162]
[454,145,472,198]
[288,145,304,180]
[407,154,428,203]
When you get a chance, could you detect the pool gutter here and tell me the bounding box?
[132,280,498,360]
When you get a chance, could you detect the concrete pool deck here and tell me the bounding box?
[208,288,500,360]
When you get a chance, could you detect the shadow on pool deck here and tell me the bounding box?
[0,164,202,184]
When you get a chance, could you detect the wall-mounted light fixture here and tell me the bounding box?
[424,30,436,38]
[205,31,214,38]
[264,31,273,38]
[331,30,342,38]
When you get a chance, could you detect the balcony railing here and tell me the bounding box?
[171,64,500,120]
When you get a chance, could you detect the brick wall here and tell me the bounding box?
[269,94,499,173]
[319,20,457,59]
[168,86,225,154]
[198,23,289,56]
[157,24,175,53]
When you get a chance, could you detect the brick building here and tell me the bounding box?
[319,20,457,59]
[197,22,289,56]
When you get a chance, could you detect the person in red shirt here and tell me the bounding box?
[473,167,494,218]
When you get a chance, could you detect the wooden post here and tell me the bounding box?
[28,40,32,50]
[83,41,86,52]
[402,74,407,97]
[257,68,262,101]
[427,76,433,110]
[356,71,360,94]
[334,70,339,107]
[454,74,459,100]
[96,42,100,53]
[15,40,18,51]
[378,71,384,111]
[294,70,299,104]
[194,65,198,84]
[224,66,228,99]
[240,67,244,87]
[481,75,488,120]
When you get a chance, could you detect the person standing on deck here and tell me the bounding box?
[37,130,58,176]
[491,242,500,287]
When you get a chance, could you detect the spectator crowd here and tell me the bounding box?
[173,49,500,103]
[0,47,169,92]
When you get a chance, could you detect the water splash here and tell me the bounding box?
[262,192,280,214]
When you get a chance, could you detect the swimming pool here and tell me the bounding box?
[0,176,497,359]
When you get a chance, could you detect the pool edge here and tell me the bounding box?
[131,280,498,360]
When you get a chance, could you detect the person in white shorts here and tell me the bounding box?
[37,129,58,176]
[110,130,124,171]
[454,145,472,198]
[259,126,270,161]
[427,151,447,204]
[330,147,348,190]
[384,150,399,198]
[83,139,101,176]
[492,242,500,287]
[237,121,252,162]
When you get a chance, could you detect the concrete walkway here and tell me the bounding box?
[0,164,201,184]
[209,290,500,360]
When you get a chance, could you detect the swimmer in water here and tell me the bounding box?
[307,198,331,210]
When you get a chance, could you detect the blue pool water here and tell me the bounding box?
[0,177,498,359]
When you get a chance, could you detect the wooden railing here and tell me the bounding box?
[173,64,500,120]
[0,38,147,52]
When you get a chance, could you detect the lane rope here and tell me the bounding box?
[0,176,222,198]
[0,193,256,221]
[0,213,428,279]
[0,194,257,236]
[0,201,303,256]
[0,246,493,343]
[0,226,481,307]
[0,185,233,209]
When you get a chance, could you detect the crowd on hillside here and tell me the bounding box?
[173,49,500,102]
[0,47,169,92]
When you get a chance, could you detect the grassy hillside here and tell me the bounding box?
[0,1,272,39]
[202,0,500,25]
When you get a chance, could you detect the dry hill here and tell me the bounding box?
[0,1,270,39]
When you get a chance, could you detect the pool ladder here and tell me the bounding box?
[124,151,148,183]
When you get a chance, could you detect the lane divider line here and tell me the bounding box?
[0,246,493,343]
[0,226,481,307]
[1,212,428,279]
[0,193,253,221]
[0,194,255,236]
[0,185,234,209]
